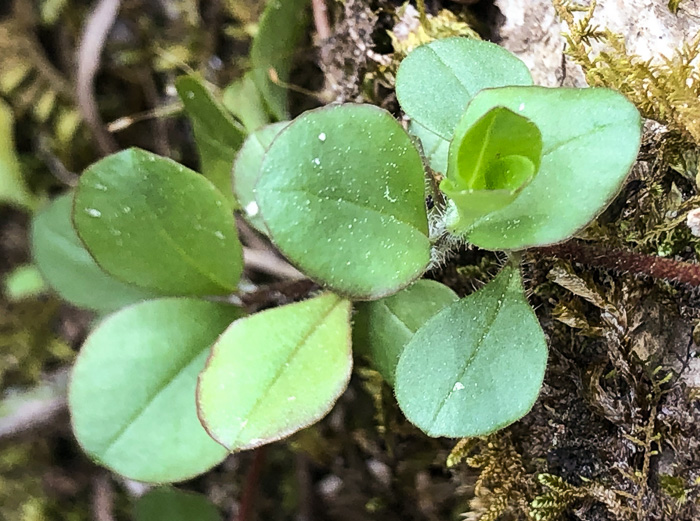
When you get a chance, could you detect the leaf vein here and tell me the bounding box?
[426,268,515,433]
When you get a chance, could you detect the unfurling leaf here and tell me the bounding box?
[442,106,543,233]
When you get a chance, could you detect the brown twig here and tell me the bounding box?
[0,369,69,439]
[234,447,268,521]
[92,473,116,521]
[536,240,700,287]
[239,279,318,313]
[311,0,331,41]
[77,0,121,155]
[243,247,305,280]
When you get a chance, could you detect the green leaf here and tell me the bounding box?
[396,38,533,140]
[455,87,642,250]
[31,193,156,312]
[134,487,222,521]
[233,121,289,233]
[442,107,542,231]
[409,120,449,175]
[0,99,36,211]
[395,264,548,437]
[223,73,270,132]
[198,293,352,451]
[176,76,247,206]
[2,264,47,301]
[353,280,458,385]
[73,148,243,296]
[256,104,430,300]
[69,299,241,482]
[251,0,309,120]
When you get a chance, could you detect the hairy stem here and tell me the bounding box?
[536,241,700,287]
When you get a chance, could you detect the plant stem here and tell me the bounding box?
[234,447,268,521]
[311,0,331,41]
[536,241,700,287]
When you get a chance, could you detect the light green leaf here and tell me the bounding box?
[0,100,35,211]
[198,293,352,451]
[3,264,47,301]
[232,121,289,233]
[134,487,222,521]
[251,0,309,120]
[353,280,458,385]
[73,148,243,296]
[395,264,548,437]
[31,193,156,312]
[223,73,270,132]
[409,120,449,175]
[455,87,642,250]
[396,38,533,140]
[256,104,430,300]
[176,76,247,206]
[442,107,542,232]
[69,299,241,483]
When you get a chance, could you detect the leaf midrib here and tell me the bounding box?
[98,344,208,457]
[132,152,237,292]
[426,268,515,434]
[269,187,428,237]
[231,296,345,446]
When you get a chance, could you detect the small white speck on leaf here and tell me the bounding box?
[245,201,259,217]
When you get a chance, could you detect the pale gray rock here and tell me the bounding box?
[494,0,700,86]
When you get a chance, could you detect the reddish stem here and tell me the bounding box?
[234,447,268,521]
[536,241,700,287]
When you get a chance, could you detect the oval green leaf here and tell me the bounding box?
[396,38,533,140]
[456,87,642,250]
[353,280,458,385]
[395,264,548,438]
[32,193,157,312]
[69,299,242,482]
[198,293,352,451]
[232,121,289,233]
[134,487,222,521]
[251,0,309,120]
[73,148,243,296]
[176,76,247,207]
[409,120,449,175]
[256,104,430,300]
[223,73,270,132]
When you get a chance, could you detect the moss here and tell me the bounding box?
[0,297,74,388]
[553,0,700,146]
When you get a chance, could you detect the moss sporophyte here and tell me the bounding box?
[32,37,641,483]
